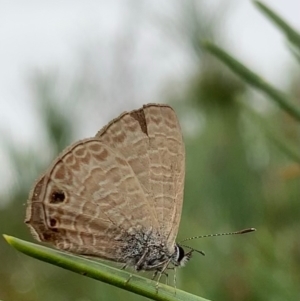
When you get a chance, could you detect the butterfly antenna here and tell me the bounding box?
[180,244,206,256]
[179,227,256,243]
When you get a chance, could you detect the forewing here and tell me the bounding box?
[96,104,185,248]
[25,139,155,260]
[143,105,185,248]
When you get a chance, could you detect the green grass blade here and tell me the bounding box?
[3,235,210,301]
[254,1,300,49]
[239,101,300,163]
[201,41,300,122]
[287,42,300,64]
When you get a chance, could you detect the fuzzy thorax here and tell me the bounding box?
[119,228,192,272]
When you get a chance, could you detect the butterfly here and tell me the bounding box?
[25,104,190,282]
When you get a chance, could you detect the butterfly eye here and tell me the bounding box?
[50,190,65,204]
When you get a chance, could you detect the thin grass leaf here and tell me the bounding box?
[3,235,210,301]
[254,1,300,49]
[287,42,300,64]
[201,41,300,122]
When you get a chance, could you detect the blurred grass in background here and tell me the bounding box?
[1,1,300,300]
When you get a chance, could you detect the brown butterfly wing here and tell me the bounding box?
[143,105,185,248]
[96,104,185,250]
[25,139,157,260]
[26,103,185,259]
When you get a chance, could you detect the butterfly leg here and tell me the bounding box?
[173,268,177,295]
[120,264,133,285]
[154,261,172,292]
[134,248,148,271]
[124,274,133,285]
[164,272,169,286]
[151,270,158,280]
[155,272,162,293]
[166,266,177,293]
[152,270,164,292]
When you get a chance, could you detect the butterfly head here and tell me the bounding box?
[173,244,193,267]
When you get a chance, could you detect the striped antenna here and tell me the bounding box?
[180,244,206,256]
[179,228,256,243]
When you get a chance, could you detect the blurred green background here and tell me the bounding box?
[1,1,300,301]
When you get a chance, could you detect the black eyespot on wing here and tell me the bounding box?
[50,218,57,227]
[50,191,65,204]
